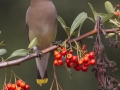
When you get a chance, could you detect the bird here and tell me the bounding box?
[26,0,57,86]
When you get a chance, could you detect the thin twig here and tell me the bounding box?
[53,64,59,90]
[50,79,54,90]
[0,28,119,68]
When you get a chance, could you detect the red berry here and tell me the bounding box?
[54,60,58,66]
[54,50,59,56]
[11,84,16,90]
[58,59,63,66]
[56,53,62,60]
[89,52,95,59]
[73,62,78,68]
[81,66,88,72]
[61,46,66,50]
[78,59,83,66]
[82,45,86,50]
[69,62,74,67]
[66,53,72,60]
[61,49,67,55]
[4,85,8,90]
[83,56,89,63]
[7,83,12,89]
[66,59,71,64]
[71,56,78,63]
[16,79,22,87]
[68,49,73,54]
[74,66,81,71]
[114,11,120,17]
[20,82,25,88]
[85,54,90,57]
[90,59,96,65]
[16,87,22,90]
[24,84,30,90]
[83,50,88,54]
[69,61,78,68]
[66,63,71,68]
[84,61,90,67]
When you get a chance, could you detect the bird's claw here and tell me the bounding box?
[28,46,44,58]
[52,40,62,46]
[36,50,44,58]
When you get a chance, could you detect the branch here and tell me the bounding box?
[53,64,59,90]
[0,28,119,69]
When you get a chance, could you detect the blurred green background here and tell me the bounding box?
[0,0,120,90]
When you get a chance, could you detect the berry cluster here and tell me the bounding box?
[53,45,96,72]
[4,79,30,90]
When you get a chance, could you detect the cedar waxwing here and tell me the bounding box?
[26,0,57,86]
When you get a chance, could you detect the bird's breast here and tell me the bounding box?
[26,2,57,49]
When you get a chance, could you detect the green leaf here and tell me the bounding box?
[64,27,70,36]
[77,21,84,37]
[1,57,4,61]
[8,49,27,59]
[71,31,78,37]
[98,13,107,16]
[0,49,7,55]
[105,33,115,38]
[109,19,120,27]
[28,37,38,49]
[102,13,114,23]
[98,13,106,19]
[105,1,115,13]
[57,15,67,28]
[88,3,98,20]
[70,12,87,35]
[118,18,120,22]
[57,15,70,36]
[87,17,95,22]
[0,43,5,46]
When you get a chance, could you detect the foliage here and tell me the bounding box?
[0,1,120,90]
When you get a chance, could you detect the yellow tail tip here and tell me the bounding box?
[36,78,48,86]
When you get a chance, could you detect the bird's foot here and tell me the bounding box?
[33,46,44,58]
[27,46,44,58]
[52,40,62,47]
[35,49,44,58]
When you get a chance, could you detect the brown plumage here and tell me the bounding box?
[26,0,57,86]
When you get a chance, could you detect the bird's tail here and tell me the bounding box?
[35,53,49,86]
[36,69,48,86]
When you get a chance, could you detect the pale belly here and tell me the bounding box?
[29,28,56,50]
